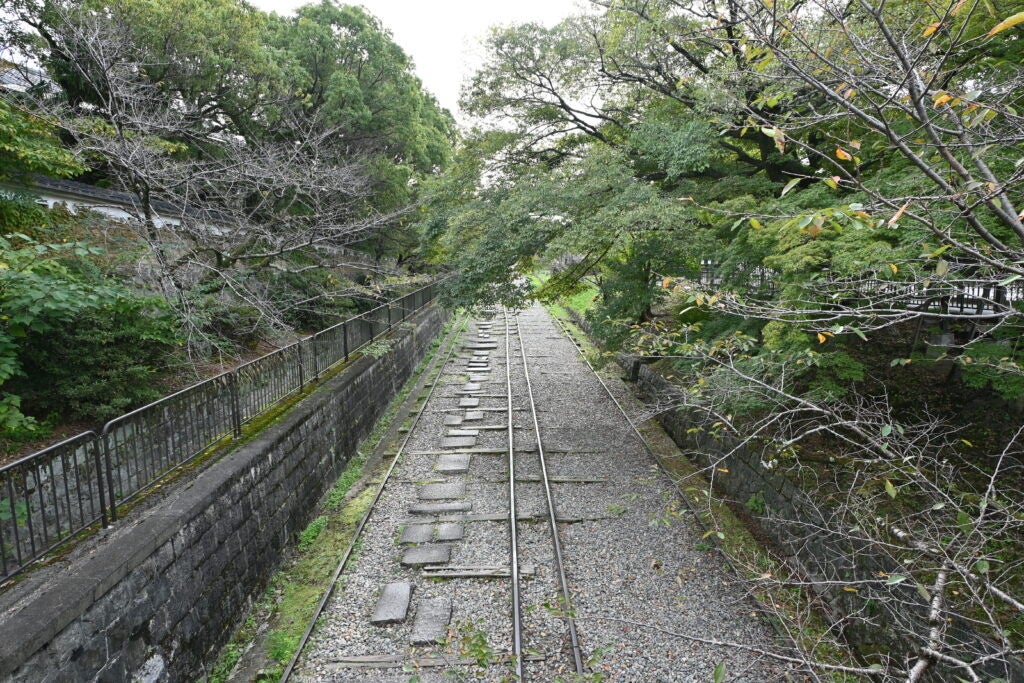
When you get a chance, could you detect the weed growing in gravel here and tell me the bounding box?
[450,619,497,668]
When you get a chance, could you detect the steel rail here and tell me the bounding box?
[512,310,586,676]
[503,308,525,682]
[279,312,469,683]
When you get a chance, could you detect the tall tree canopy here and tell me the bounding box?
[430,0,1024,679]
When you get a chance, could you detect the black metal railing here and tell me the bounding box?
[0,283,439,582]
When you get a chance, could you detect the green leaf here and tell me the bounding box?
[998,274,1021,286]
[886,574,907,585]
[881,424,893,437]
[780,177,800,196]
[957,509,973,533]
[975,559,990,574]
[713,661,727,683]
[885,479,897,498]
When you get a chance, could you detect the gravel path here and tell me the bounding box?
[293,306,791,682]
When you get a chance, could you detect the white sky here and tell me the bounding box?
[247,0,588,122]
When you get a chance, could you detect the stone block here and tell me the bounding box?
[401,544,451,567]
[370,583,413,625]
[400,524,434,544]
[410,599,452,645]
[436,523,464,541]
[442,436,476,448]
[436,453,471,473]
[457,398,479,408]
[419,482,466,500]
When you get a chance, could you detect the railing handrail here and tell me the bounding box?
[0,280,442,583]
[0,430,97,476]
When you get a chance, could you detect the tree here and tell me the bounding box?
[443,0,1024,678]
[8,0,454,350]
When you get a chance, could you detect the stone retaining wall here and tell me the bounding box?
[0,306,446,682]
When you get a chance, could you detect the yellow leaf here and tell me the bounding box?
[933,93,953,107]
[823,177,838,190]
[922,21,942,37]
[750,218,764,230]
[662,276,673,289]
[817,332,828,344]
[842,586,859,593]
[836,147,853,161]
[889,263,899,275]
[988,10,1024,35]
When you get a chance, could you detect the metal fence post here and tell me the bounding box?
[386,304,392,331]
[228,373,243,437]
[343,320,349,362]
[101,432,118,522]
[311,334,320,380]
[91,437,109,527]
[297,343,306,390]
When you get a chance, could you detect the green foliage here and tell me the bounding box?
[959,340,1024,401]
[0,100,83,182]
[297,515,327,550]
[8,297,178,422]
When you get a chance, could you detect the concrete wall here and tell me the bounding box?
[0,306,445,682]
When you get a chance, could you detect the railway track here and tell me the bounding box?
[282,308,589,681]
[275,305,786,682]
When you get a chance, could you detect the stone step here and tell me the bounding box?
[435,522,464,541]
[457,398,479,408]
[370,583,413,625]
[442,435,476,448]
[435,453,470,473]
[410,599,453,645]
[401,544,451,567]
[418,482,465,500]
[446,429,479,437]
[399,524,434,544]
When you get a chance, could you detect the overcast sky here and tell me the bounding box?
[247,0,587,121]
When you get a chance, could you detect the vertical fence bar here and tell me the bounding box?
[102,433,118,522]
[93,439,109,527]
[312,334,321,380]
[297,343,306,390]
[343,320,349,362]
[229,374,242,437]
